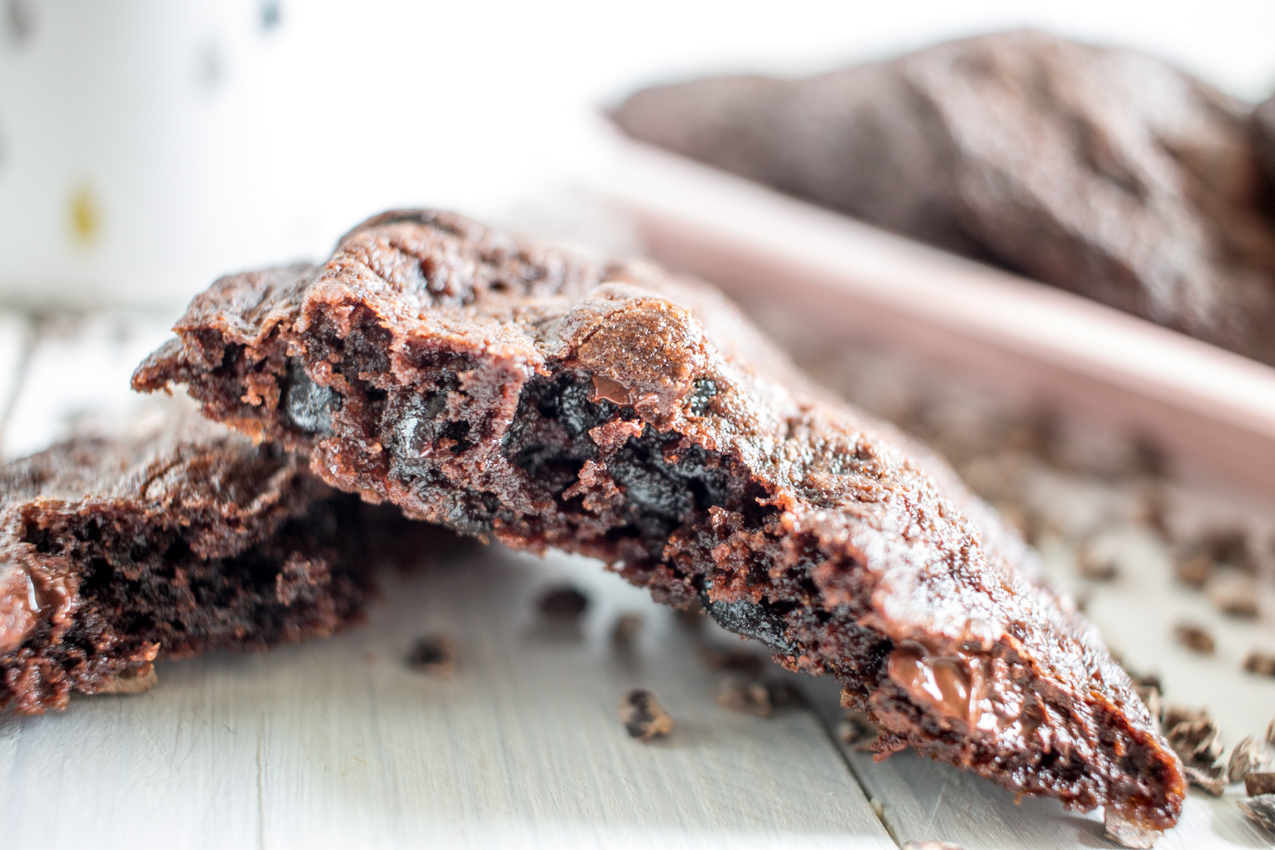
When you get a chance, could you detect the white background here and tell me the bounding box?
[1,0,1274,308]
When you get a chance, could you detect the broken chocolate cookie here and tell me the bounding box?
[133,209,1184,829]
[614,30,1275,367]
[0,414,383,714]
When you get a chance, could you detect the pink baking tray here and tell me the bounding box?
[599,136,1275,497]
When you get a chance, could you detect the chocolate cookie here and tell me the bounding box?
[0,415,383,713]
[134,210,1185,829]
[613,30,1275,367]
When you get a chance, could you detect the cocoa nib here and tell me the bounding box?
[621,689,673,740]
[407,634,457,678]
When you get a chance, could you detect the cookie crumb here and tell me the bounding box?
[610,612,644,648]
[538,585,590,619]
[1244,651,1275,677]
[1135,685,1163,729]
[1173,622,1215,654]
[621,688,673,740]
[1238,795,1275,834]
[1174,552,1212,588]
[1246,773,1275,796]
[407,634,457,678]
[715,676,773,717]
[1229,736,1272,783]
[1103,809,1161,848]
[837,710,880,752]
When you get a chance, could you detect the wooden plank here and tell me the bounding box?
[0,546,895,849]
[1,309,176,461]
[599,136,1275,497]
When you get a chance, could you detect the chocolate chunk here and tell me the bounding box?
[1173,623,1215,655]
[1247,773,1275,796]
[407,634,457,678]
[0,414,384,714]
[714,675,773,717]
[134,209,1185,829]
[615,30,1275,367]
[837,710,880,752]
[1238,795,1275,835]
[1244,651,1275,677]
[1104,809,1162,849]
[537,585,589,620]
[1229,736,1272,783]
[620,688,673,740]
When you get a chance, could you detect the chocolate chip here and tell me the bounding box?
[620,688,673,740]
[1244,651,1275,678]
[714,675,773,717]
[837,710,880,752]
[1239,795,1275,834]
[1229,736,1272,783]
[407,634,456,678]
[1173,622,1215,655]
[538,584,589,619]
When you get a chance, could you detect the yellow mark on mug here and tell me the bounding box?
[69,184,101,246]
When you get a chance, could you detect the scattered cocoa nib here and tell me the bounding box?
[837,710,881,752]
[1208,573,1261,619]
[1199,528,1255,572]
[1104,809,1161,849]
[1164,709,1224,769]
[673,601,706,631]
[1184,765,1226,797]
[407,634,457,678]
[1244,651,1275,678]
[1172,623,1215,655]
[1247,773,1275,796]
[1077,541,1119,581]
[1135,685,1163,730]
[715,676,773,718]
[1239,795,1275,835]
[98,664,159,695]
[610,613,644,648]
[537,585,590,620]
[1229,736,1273,783]
[621,689,674,740]
[1173,552,1213,588]
[700,645,767,676]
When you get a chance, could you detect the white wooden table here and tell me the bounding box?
[1,307,1273,849]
